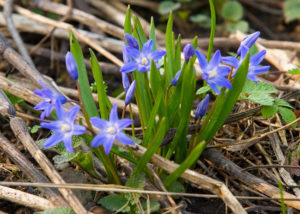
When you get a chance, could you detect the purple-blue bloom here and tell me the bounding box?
[40,102,86,153]
[195,94,210,120]
[125,80,136,105]
[65,51,78,80]
[90,103,134,154]
[124,34,139,49]
[195,49,232,95]
[122,73,130,93]
[34,80,67,121]
[183,44,195,62]
[222,45,270,82]
[171,70,181,86]
[120,39,166,73]
[237,31,260,55]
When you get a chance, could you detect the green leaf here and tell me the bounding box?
[29,125,41,134]
[57,135,83,153]
[261,105,278,118]
[126,173,145,190]
[90,49,110,119]
[69,32,98,118]
[98,194,130,213]
[37,207,75,214]
[158,1,181,15]
[279,107,297,128]
[284,0,300,22]
[165,12,175,82]
[242,79,277,94]
[196,86,211,95]
[53,152,78,164]
[4,91,23,105]
[275,98,293,108]
[245,94,274,106]
[133,16,147,46]
[190,14,211,28]
[72,151,101,178]
[287,68,300,75]
[168,180,185,193]
[124,5,132,34]
[150,17,157,51]
[222,1,243,21]
[141,200,160,213]
[235,20,249,33]
[35,138,47,150]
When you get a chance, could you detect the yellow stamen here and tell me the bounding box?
[141,57,148,65]
[209,71,217,78]
[107,127,116,134]
[61,124,70,131]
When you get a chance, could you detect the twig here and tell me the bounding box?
[202,148,300,210]
[0,185,55,210]
[3,0,35,67]
[243,165,300,172]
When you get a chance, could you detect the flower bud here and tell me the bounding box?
[125,80,136,105]
[65,51,78,80]
[195,94,209,120]
[171,70,181,86]
[183,44,195,62]
[237,31,260,55]
[122,73,130,93]
[124,34,139,49]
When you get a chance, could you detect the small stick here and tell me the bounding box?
[4,0,35,68]
[0,185,55,210]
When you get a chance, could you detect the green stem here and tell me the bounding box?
[207,0,216,61]
[129,104,135,137]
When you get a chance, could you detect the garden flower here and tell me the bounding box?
[124,33,139,49]
[34,80,67,121]
[237,31,260,55]
[195,94,210,120]
[120,39,166,73]
[183,44,195,62]
[65,51,78,80]
[125,80,136,105]
[222,45,270,82]
[90,103,134,154]
[40,102,86,153]
[195,49,232,95]
[171,70,181,86]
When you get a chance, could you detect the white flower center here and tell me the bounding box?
[209,70,217,78]
[61,124,70,132]
[107,127,116,134]
[45,98,51,103]
[141,57,148,65]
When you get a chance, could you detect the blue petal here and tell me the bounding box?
[126,47,140,59]
[124,34,139,49]
[137,64,148,72]
[117,119,133,130]
[221,56,239,68]
[44,132,64,148]
[151,50,166,61]
[120,62,138,73]
[207,50,221,71]
[90,117,109,129]
[217,66,231,75]
[247,74,259,82]
[72,124,86,135]
[67,106,80,123]
[142,40,153,54]
[195,50,208,71]
[207,81,220,95]
[214,76,232,89]
[63,134,74,153]
[109,103,119,122]
[249,66,270,75]
[116,132,135,145]
[55,101,66,120]
[34,100,49,111]
[103,135,114,154]
[40,111,46,121]
[250,50,266,66]
[237,31,260,55]
[122,73,130,93]
[41,121,63,131]
[57,95,67,104]
[240,45,249,60]
[125,81,136,105]
[90,132,107,147]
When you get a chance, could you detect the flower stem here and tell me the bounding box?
[129,104,135,137]
[164,85,172,105]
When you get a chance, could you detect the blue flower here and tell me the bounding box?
[183,44,195,62]
[125,80,136,105]
[195,49,232,95]
[40,102,86,153]
[195,94,210,120]
[222,45,270,82]
[120,39,166,73]
[34,80,67,121]
[124,33,139,49]
[237,31,260,55]
[171,70,181,86]
[90,103,134,154]
[122,73,130,93]
[65,52,78,80]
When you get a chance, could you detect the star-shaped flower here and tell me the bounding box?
[196,49,232,95]
[120,35,166,73]
[237,31,260,55]
[222,45,270,82]
[40,102,86,153]
[34,80,67,121]
[90,103,134,154]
